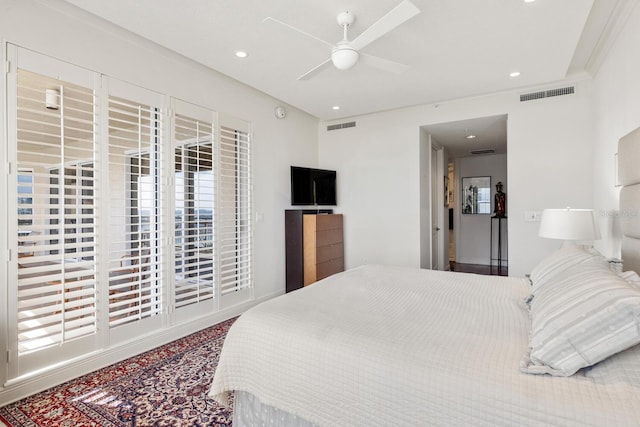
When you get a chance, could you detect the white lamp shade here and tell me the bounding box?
[538,208,601,241]
[331,46,359,70]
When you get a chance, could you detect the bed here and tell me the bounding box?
[209,126,640,426]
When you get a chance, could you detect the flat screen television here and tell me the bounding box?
[290,166,337,206]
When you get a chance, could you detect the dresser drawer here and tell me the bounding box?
[315,214,343,231]
[315,229,343,246]
[316,258,344,281]
[316,243,344,264]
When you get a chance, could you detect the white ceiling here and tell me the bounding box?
[424,115,508,159]
[59,0,620,122]
[58,0,629,159]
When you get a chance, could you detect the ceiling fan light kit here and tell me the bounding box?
[265,0,420,80]
[332,44,359,70]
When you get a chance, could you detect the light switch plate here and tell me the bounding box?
[524,211,542,222]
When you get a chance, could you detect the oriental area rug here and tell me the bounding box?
[0,317,237,427]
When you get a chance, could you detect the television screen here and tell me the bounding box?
[291,166,337,206]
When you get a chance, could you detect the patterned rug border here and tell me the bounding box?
[0,316,238,427]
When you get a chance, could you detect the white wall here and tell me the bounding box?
[319,116,423,269]
[455,154,507,265]
[320,81,595,277]
[0,0,318,399]
[592,3,640,259]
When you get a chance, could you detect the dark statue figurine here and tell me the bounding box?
[494,181,506,217]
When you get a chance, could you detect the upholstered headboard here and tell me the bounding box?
[618,127,640,273]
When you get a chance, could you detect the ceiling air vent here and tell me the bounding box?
[470,149,495,155]
[327,121,356,131]
[520,86,575,102]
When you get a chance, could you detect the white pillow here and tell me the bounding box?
[521,260,640,376]
[529,245,604,294]
[584,343,640,385]
[620,270,640,289]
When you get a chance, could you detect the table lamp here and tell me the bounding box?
[538,208,601,247]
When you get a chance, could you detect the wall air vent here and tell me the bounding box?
[470,149,495,155]
[520,86,575,102]
[327,121,356,131]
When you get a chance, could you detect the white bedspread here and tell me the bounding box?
[209,264,640,426]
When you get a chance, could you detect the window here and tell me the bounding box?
[174,112,215,309]
[107,94,164,328]
[48,164,95,261]
[219,125,251,295]
[17,169,34,257]
[17,169,33,227]
[7,46,252,380]
[14,68,97,359]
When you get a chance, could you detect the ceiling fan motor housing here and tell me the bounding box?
[336,11,355,27]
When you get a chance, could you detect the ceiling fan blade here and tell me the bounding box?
[350,0,420,51]
[262,17,334,48]
[360,53,409,74]
[297,58,333,81]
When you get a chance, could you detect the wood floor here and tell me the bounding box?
[449,261,508,276]
[448,229,507,276]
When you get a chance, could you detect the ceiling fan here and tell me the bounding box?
[263,0,420,80]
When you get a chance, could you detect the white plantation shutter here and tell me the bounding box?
[219,120,252,296]
[173,109,216,310]
[15,68,97,356]
[107,90,165,328]
[7,46,253,381]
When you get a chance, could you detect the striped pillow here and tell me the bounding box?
[529,245,604,294]
[521,260,640,376]
[620,270,640,289]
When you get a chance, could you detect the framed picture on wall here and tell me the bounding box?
[444,176,450,207]
[462,176,491,214]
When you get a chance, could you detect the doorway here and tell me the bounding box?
[422,115,508,274]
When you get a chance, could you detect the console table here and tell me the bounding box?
[490,216,508,273]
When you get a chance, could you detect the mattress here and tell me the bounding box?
[209,264,640,426]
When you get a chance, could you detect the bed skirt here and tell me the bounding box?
[233,391,317,427]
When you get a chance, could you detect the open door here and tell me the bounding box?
[419,131,447,270]
[431,143,447,270]
[431,145,440,269]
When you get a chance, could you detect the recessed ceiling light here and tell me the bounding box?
[332,106,341,110]
[510,71,521,77]
[524,0,536,3]
[466,135,477,140]
[235,51,248,58]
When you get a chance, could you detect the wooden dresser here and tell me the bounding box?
[303,214,344,286]
[284,210,344,292]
